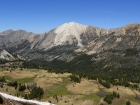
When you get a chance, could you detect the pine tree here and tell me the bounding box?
[126,100,131,105]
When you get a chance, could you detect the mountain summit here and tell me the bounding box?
[27,22,88,50]
[54,22,87,46]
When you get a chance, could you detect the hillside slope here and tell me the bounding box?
[0,49,15,61]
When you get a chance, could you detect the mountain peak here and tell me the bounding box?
[65,22,86,26]
[68,22,76,26]
[53,22,87,46]
[68,21,78,24]
[0,29,14,36]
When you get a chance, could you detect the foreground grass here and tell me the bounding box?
[15,75,37,84]
[81,93,100,104]
[45,77,72,98]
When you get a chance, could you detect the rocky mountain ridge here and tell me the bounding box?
[0,22,111,50]
[0,22,140,62]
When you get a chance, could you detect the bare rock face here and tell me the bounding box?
[80,23,140,54]
[0,49,15,61]
[0,29,35,49]
[53,22,87,47]
[80,26,109,45]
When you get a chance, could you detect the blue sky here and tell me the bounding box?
[0,0,140,33]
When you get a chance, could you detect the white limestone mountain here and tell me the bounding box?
[28,22,90,50]
[54,22,87,46]
[24,22,110,51]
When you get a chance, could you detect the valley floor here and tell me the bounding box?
[0,68,140,105]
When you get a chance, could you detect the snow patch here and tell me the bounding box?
[0,92,55,105]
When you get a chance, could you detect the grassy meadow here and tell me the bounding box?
[0,67,140,105]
